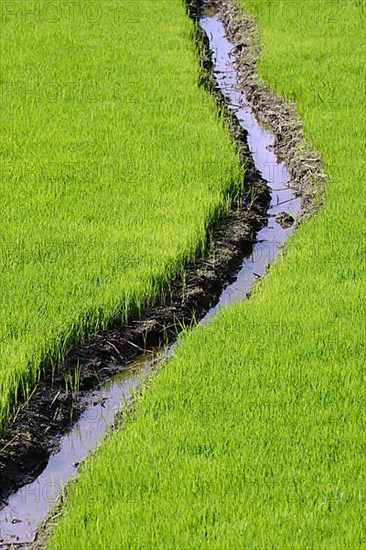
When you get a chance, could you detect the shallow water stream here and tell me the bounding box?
[0,12,300,548]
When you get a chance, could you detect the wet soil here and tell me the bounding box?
[0,13,270,507]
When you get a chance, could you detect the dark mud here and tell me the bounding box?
[0,15,270,507]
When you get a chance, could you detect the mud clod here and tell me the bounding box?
[275,212,295,228]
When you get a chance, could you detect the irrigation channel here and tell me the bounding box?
[0,7,300,548]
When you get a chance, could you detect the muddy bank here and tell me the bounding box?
[213,0,326,217]
[0,21,269,505]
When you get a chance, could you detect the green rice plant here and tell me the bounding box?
[0,0,242,434]
[63,361,81,400]
[48,1,366,548]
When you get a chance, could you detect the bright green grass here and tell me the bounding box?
[0,0,242,433]
[48,0,365,548]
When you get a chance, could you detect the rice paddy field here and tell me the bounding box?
[1,0,365,547]
[0,0,241,434]
[47,0,365,548]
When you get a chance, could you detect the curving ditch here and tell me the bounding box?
[0,4,301,548]
[198,13,300,322]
